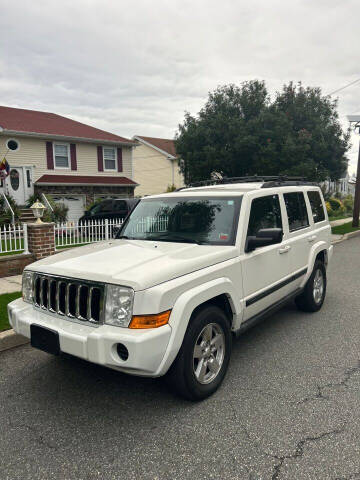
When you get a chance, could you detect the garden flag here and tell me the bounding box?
[0,156,10,179]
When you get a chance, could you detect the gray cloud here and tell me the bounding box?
[1,0,360,172]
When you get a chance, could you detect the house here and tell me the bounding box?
[0,106,137,221]
[132,136,184,196]
[323,171,356,197]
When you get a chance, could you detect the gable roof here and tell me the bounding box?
[0,106,135,145]
[134,135,176,158]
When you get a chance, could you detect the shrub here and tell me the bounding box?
[325,201,333,217]
[0,194,21,226]
[26,194,68,223]
[343,195,354,214]
[328,197,342,211]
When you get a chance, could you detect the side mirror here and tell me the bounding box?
[246,228,283,253]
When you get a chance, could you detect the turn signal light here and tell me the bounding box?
[129,310,171,329]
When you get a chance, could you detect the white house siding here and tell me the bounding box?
[0,136,133,182]
[133,143,184,196]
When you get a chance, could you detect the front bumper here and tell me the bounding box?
[8,298,172,377]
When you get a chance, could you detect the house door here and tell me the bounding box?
[6,167,26,205]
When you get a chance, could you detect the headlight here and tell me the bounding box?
[22,271,34,303]
[105,285,134,327]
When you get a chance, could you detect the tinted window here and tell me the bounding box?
[91,200,113,214]
[247,195,282,237]
[308,191,325,223]
[284,192,309,232]
[113,201,128,212]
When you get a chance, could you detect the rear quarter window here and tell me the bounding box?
[283,192,309,232]
[307,191,325,223]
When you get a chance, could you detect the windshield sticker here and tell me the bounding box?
[220,233,228,240]
[227,200,234,205]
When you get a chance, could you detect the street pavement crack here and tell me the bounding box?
[242,425,346,480]
[295,361,360,406]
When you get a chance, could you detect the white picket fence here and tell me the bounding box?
[54,216,169,249]
[0,223,28,255]
[55,218,124,248]
[0,217,171,254]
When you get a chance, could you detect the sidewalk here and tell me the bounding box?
[330,217,352,227]
[0,275,22,294]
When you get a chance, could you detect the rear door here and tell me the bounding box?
[282,190,313,288]
[242,193,293,321]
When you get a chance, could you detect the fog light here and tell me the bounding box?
[116,343,129,361]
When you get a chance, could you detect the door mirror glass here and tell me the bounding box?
[246,228,283,252]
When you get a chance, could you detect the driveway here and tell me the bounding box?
[1,238,360,479]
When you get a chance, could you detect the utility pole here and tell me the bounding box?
[346,116,360,227]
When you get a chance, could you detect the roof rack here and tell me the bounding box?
[177,175,317,190]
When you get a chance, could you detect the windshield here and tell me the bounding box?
[117,196,242,245]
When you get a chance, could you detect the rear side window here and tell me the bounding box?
[284,192,309,232]
[247,195,282,237]
[307,191,325,223]
[113,201,128,212]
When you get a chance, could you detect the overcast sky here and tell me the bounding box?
[0,0,360,173]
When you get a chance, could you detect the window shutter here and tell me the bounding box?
[70,144,77,171]
[117,147,123,172]
[46,142,54,170]
[97,146,104,171]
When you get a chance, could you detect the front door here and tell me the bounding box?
[6,167,26,205]
[242,193,293,321]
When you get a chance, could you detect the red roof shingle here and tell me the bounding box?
[135,136,176,157]
[35,174,137,186]
[0,106,134,144]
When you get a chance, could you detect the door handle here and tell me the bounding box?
[278,245,291,254]
[308,235,317,243]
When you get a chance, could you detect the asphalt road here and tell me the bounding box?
[1,238,360,480]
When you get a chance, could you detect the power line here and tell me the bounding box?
[328,78,360,96]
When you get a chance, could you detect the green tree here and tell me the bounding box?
[175,81,350,184]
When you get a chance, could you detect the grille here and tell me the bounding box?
[32,273,105,324]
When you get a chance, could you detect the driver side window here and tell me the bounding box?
[247,195,282,237]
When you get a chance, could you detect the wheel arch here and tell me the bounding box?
[155,278,241,376]
[301,242,329,288]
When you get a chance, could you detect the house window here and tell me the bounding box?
[54,143,69,168]
[103,147,116,171]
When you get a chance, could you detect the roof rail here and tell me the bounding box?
[178,175,317,190]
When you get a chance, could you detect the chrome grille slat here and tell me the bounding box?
[32,274,104,325]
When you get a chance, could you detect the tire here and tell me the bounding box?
[295,260,326,312]
[166,305,232,401]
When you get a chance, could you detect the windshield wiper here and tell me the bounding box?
[118,235,135,240]
[147,234,205,245]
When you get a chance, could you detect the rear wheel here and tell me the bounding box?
[295,260,326,312]
[167,305,232,401]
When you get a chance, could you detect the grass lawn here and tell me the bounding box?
[331,221,360,235]
[0,238,24,256]
[0,291,22,332]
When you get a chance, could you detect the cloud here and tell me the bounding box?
[0,0,359,172]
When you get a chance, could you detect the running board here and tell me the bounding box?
[235,288,303,337]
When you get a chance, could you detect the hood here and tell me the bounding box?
[26,240,238,291]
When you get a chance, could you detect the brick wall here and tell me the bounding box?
[0,253,35,278]
[27,223,55,260]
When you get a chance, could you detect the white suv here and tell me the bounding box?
[8,177,332,400]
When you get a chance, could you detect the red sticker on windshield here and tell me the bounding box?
[220,233,228,240]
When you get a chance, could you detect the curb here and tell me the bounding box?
[331,229,360,245]
[0,329,29,353]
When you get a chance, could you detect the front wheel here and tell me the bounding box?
[295,260,326,312]
[166,305,232,401]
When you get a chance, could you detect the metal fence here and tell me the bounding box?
[54,216,169,249]
[0,223,28,255]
